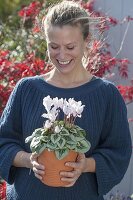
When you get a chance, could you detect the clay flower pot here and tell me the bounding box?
[38,150,78,187]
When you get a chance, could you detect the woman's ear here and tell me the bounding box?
[85,34,91,48]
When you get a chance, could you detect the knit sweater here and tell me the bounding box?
[0,76,132,200]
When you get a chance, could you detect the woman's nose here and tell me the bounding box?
[58,48,66,60]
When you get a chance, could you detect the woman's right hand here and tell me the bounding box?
[30,153,45,181]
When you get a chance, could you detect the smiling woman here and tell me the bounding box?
[42,1,92,87]
[0,1,132,200]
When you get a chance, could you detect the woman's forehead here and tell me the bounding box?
[46,25,84,43]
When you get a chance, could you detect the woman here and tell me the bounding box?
[0,1,132,200]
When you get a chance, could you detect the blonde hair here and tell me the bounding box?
[42,1,90,40]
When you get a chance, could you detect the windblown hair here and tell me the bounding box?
[43,1,90,40]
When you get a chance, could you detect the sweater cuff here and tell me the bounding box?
[92,154,120,195]
[1,146,23,184]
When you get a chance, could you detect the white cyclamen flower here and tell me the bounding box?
[75,105,85,117]
[52,97,61,109]
[42,111,57,122]
[63,105,71,116]
[73,101,85,116]
[66,98,85,117]
[43,95,53,112]
[54,125,61,133]
[44,120,52,129]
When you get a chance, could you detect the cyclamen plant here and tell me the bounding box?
[25,96,91,160]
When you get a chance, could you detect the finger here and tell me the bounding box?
[60,170,79,178]
[34,173,43,180]
[30,153,39,160]
[61,177,76,183]
[32,161,45,170]
[64,181,76,187]
[60,171,80,182]
[33,167,45,175]
[60,171,75,178]
[65,162,81,169]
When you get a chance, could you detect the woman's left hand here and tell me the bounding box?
[60,153,87,187]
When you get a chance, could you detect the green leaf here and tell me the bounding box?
[75,136,84,142]
[32,128,44,137]
[80,140,91,148]
[70,128,77,134]
[75,147,88,153]
[70,134,76,141]
[67,140,77,145]
[58,121,64,126]
[30,137,40,148]
[40,135,49,142]
[35,143,47,154]
[55,148,69,160]
[75,140,91,153]
[57,138,66,148]
[77,130,86,137]
[66,143,76,150]
[47,141,57,150]
[30,145,36,153]
[51,134,61,144]
[41,129,48,136]
[60,128,69,135]
[64,134,77,144]
[25,135,33,143]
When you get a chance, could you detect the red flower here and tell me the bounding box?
[18,1,41,19]
[107,17,118,26]
[117,85,133,102]
[0,181,6,200]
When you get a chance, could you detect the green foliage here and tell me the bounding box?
[0,0,32,22]
[25,124,91,160]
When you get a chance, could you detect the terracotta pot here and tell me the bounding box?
[38,150,78,187]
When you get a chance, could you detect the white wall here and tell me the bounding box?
[94,0,133,198]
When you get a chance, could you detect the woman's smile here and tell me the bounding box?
[56,59,73,68]
[57,59,72,65]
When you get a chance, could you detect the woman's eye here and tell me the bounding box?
[51,46,58,49]
[67,46,74,50]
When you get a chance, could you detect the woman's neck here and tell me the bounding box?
[43,67,93,88]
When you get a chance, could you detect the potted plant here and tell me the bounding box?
[25,95,91,187]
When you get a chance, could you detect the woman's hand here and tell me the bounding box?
[30,153,45,181]
[60,153,87,187]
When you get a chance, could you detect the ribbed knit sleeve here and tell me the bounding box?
[92,83,132,195]
[0,79,26,184]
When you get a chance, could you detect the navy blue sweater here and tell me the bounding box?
[0,76,132,200]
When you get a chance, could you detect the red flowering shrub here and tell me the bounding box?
[18,1,42,20]
[0,50,52,114]
[0,181,6,200]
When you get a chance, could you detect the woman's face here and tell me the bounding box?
[45,25,88,75]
